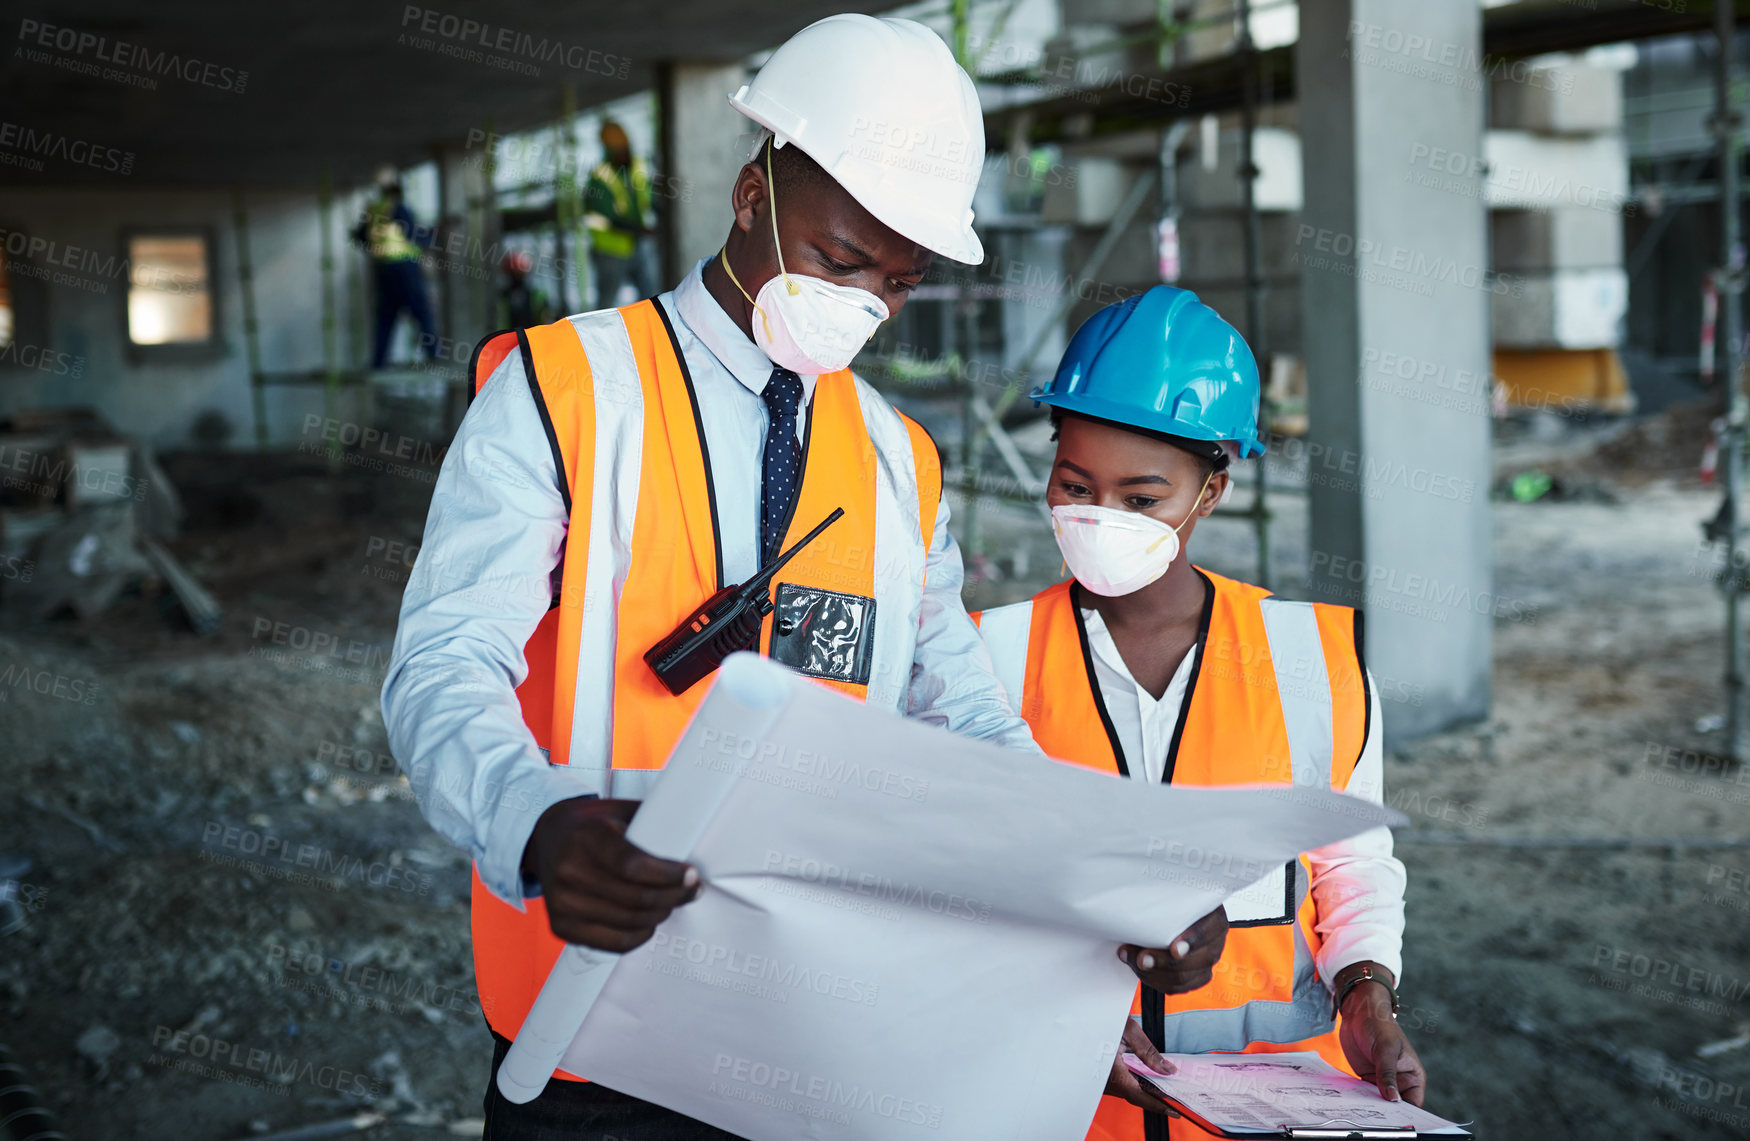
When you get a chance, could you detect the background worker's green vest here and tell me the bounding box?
[584,158,653,258]
[364,197,420,262]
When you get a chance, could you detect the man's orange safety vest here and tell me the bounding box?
[974,571,1371,1141]
[465,300,941,1081]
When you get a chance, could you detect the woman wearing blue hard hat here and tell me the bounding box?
[972,286,1422,1140]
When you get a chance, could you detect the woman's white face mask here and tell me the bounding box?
[1050,470,1214,597]
[721,144,889,375]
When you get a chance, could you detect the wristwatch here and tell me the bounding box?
[1333,964,1399,1020]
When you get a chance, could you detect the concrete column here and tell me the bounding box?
[657,60,754,288]
[432,143,490,354]
[1296,0,1493,740]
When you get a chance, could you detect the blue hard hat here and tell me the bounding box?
[1030,285,1265,459]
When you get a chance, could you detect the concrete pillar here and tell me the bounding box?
[1296,0,1493,741]
[432,144,491,354]
[657,60,754,288]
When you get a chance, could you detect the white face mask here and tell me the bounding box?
[1050,471,1213,597]
[721,143,889,375]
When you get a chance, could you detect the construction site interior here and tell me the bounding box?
[4,2,1750,1139]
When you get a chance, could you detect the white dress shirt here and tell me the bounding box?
[381,259,1043,910]
[1081,605,1407,988]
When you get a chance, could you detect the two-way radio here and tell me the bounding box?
[643,508,845,695]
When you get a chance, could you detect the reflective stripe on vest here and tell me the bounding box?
[464,301,941,1074]
[974,572,1369,1140]
[971,597,1031,715]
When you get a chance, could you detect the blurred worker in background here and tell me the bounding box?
[354,164,439,369]
[498,250,550,330]
[974,286,1423,1139]
[584,120,658,307]
[383,15,1226,1139]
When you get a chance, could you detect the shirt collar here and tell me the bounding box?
[672,256,818,402]
[1079,604,1190,714]
[1079,605,1127,679]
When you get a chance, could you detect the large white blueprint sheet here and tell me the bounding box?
[502,654,1405,1141]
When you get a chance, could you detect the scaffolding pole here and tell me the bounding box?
[972,169,1158,441]
[556,84,588,313]
[1236,0,1272,590]
[232,189,268,450]
[319,168,341,469]
[347,191,366,370]
[481,117,499,331]
[1717,0,1747,762]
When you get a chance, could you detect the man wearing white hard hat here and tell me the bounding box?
[382,14,1222,1137]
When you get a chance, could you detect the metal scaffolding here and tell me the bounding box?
[1714,0,1747,761]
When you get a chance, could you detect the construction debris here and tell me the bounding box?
[0,406,217,631]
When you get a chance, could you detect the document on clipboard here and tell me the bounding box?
[1123,1052,1472,1139]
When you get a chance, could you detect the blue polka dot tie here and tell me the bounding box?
[760,368,805,563]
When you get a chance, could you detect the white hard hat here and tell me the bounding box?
[729,14,986,265]
[374,163,400,189]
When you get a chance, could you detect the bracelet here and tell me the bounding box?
[1332,964,1399,1020]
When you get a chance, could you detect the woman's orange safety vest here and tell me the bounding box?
[974,571,1371,1141]
[466,301,940,1081]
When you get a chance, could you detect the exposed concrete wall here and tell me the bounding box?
[1298,0,1494,741]
[432,143,497,351]
[0,188,377,450]
[658,60,753,287]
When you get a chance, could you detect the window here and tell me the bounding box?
[125,232,215,353]
[0,227,51,369]
[0,243,13,349]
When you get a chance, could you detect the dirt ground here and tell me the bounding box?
[5,405,1750,1141]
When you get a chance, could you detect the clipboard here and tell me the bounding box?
[1123,1052,1473,1140]
[1154,1100,1467,1141]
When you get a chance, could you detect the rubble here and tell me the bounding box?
[0,406,220,632]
